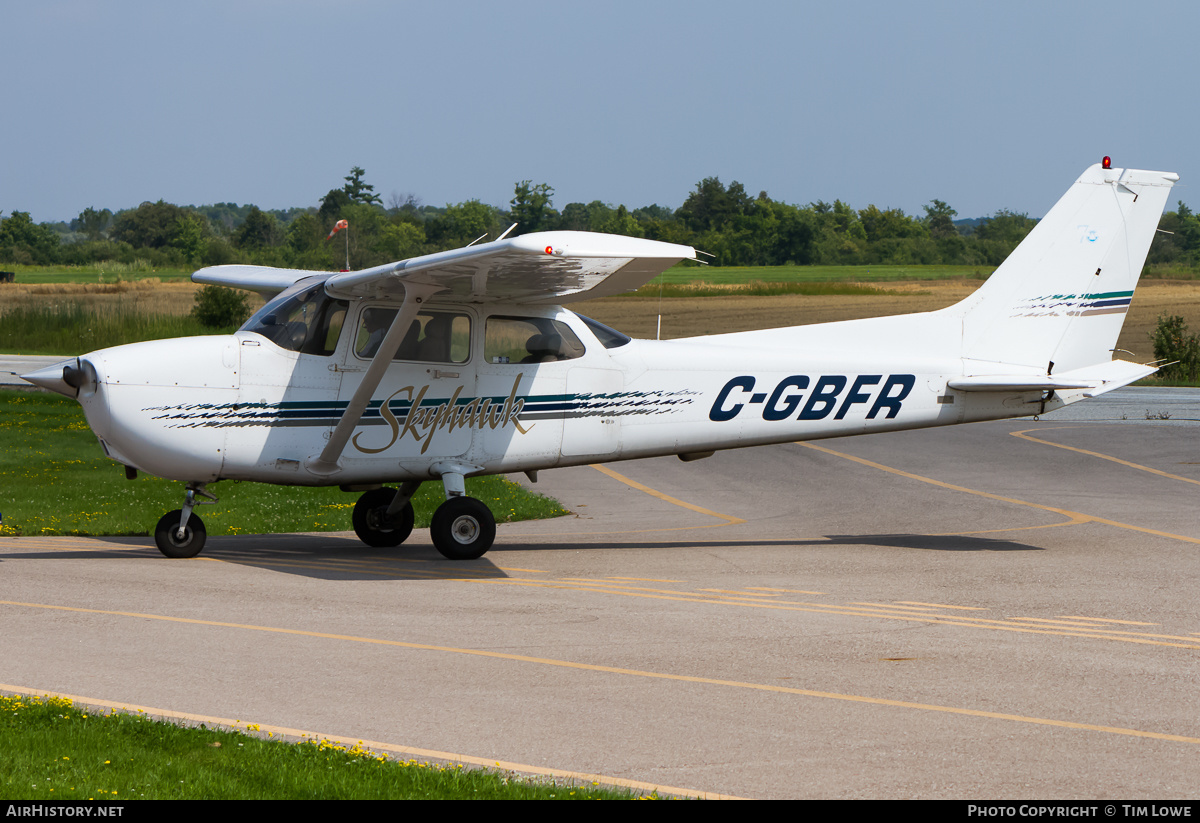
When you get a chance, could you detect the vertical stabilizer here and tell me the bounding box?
[948,163,1176,372]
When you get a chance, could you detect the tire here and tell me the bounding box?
[352,487,415,548]
[154,510,207,558]
[430,497,496,560]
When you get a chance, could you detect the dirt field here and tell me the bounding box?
[0,280,211,316]
[4,279,1200,363]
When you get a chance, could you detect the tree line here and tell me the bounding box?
[2,166,1198,271]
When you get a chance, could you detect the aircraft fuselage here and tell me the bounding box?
[70,300,1047,488]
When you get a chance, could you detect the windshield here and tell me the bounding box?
[240,278,348,356]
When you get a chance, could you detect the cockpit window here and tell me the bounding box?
[241,281,348,356]
[484,316,586,364]
[355,308,471,364]
[574,313,631,349]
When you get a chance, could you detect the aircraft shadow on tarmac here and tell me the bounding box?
[491,533,1042,554]
[0,531,1039,581]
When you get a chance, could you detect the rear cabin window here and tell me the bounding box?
[484,316,585,364]
[355,308,471,364]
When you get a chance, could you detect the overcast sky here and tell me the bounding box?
[4,0,1196,224]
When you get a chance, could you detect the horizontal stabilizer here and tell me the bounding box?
[949,359,1155,397]
[948,375,1096,392]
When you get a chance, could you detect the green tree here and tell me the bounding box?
[509,181,556,234]
[235,206,281,250]
[378,221,426,260]
[171,213,209,264]
[595,204,643,238]
[923,199,958,239]
[677,178,752,233]
[425,200,500,249]
[73,207,112,241]
[343,166,382,206]
[111,201,192,249]
[317,188,352,229]
[0,211,62,264]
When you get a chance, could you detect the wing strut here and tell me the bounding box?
[306,282,445,475]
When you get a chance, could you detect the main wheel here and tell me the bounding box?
[353,487,415,547]
[430,497,496,560]
[154,510,207,558]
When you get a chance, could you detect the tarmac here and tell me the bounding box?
[2,387,1200,798]
[0,355,67,386]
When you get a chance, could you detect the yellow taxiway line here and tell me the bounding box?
[2,601,1198,747]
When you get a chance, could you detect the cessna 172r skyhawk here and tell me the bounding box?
[23,160,1177,560]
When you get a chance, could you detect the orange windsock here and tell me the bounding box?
[326,219,349,239]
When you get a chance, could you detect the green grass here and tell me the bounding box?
[1,263,193,284]
[0,302,226,355]
[0,389,567,537]
[0,694,646,800]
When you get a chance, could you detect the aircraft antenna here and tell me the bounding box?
[656,269,665,340]
[465,232,489,247]
[495,223,518,241]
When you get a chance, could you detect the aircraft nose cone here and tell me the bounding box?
[21,358,85,398]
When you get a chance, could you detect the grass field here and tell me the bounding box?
[0,389,567,538]
[0,262,194,284]
[0,694,644,800]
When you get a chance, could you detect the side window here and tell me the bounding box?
[355,308,470,364]
[484,316,586,364]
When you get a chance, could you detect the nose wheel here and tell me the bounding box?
[154,485,217,558]
[154,509,207,558]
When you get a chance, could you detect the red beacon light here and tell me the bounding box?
[545,246,554,254]
[1102,156,1112,169]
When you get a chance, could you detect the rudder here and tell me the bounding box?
[947,162,1177,373]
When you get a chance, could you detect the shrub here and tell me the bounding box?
[1151,314,1200,382]
[191,285,250,329]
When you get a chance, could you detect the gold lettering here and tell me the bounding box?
[350,373,530,456]
[352,386,411,454]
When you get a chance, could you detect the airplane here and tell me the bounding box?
[23,159,1177,560]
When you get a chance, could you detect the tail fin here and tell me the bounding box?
[947,162,1177,372]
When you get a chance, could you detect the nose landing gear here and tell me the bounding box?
[154,485,217,558]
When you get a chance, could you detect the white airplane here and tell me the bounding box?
[24,160,1177,560]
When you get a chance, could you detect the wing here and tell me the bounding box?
[323,230,696,303]
[192,264,330,297]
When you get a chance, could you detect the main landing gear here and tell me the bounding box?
[351,470,497,560]
[352,482,418,547]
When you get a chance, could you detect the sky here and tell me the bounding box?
[3,0,1197,224]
